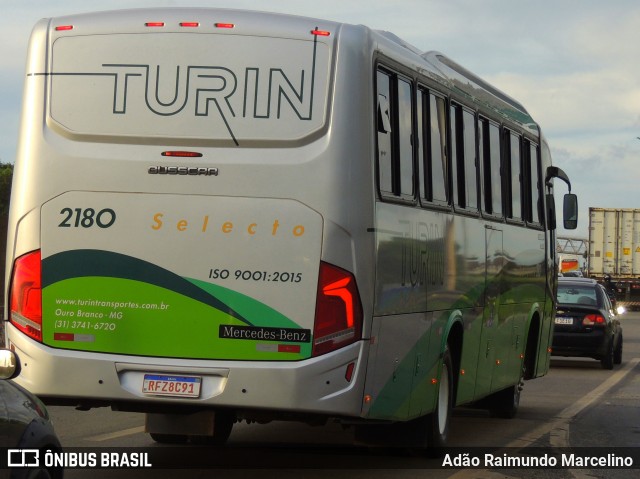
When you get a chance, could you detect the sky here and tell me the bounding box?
[1,0,639,239]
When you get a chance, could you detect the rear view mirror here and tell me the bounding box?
[545,166,578,231]
[563,193,578,230]
[0,350,20,380]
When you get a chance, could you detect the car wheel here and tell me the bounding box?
[601,339,614,370]
[425,347,453,449]
[613,333,623,365]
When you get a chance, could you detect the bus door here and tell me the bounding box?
[475,225,504,399]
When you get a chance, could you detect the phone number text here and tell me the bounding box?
[54,320,117,331]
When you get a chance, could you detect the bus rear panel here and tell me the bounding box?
[5,9,371,420]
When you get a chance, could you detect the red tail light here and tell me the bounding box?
[10,250,43,342]
[161,151,203,157]
[312,262,362,356]
[583,314,606,326]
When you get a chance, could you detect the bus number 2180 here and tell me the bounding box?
[58,207,117,229]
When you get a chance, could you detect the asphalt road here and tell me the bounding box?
[46,312,640,478]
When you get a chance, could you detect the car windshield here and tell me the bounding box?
[557,284,598,306]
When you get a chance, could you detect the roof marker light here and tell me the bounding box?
[145,22,165,27]
[180,22,200,28]
[311,29,330,36]
[215,23,235,29]
[55,25,74,31]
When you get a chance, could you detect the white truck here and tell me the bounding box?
[588,208,640,309]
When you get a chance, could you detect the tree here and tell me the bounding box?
[0,162,12,216]
[1,162,12,323]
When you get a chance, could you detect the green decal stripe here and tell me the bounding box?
[368,328,434,419]
[187,279,303,330]
[43,277,311,360]
[43,249,251,325]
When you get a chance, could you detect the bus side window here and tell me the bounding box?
[417,89,427,201]
[462,108,477,210]
[449,105,459,206]
[533,144,542,224]
[479,117,502,217]
[377,94,392,133]
[430,94,448,204]
[397,78,414,198]
[419,91,448,205]
[376,67,414,201]
[376,71,394,195]
[504,130,522,221]
[450,103,477,211]
[523,140,541,225]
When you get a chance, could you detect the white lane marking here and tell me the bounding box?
[510,358,639,448]
[448,358,639,479]
[88,425,145,442]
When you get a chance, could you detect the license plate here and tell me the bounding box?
[142,374,202,398]
[555,317,573,325]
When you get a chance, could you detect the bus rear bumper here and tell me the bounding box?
[6,325,367,419]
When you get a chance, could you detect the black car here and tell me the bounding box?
[552,277,623,369]
[1,349,63,478]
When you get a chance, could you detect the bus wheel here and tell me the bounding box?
[426,347,453,449]
[489,372,523,419]
[149,433,189,444]
[190,412,235,446]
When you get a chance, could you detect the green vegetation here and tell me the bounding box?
[1,162,12,323]
[0,162,12,215]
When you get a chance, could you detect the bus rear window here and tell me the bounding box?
[48,33,330,145]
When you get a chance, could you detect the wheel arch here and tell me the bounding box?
[442,312,464,401]
[524,306,542,380]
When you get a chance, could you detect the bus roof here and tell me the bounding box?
[371,30,536,129]
[40,8,538,139]
[45,7,341,40]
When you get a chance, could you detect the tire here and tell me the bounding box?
[425,347,453,449]
[489,382,522,419]
[601,339,614,370]
[20,469,54,479]
[190,412,235,446]
[488,361,524,419]
[613,333,623,365]
[149,433,189,444]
